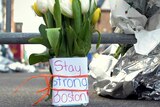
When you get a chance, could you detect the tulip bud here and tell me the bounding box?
[92,8,101,25]
[47,0,55,15]
[79,0,90,14]
[32,2,43,17]
[60,0,73,18]
[36,0,48,14]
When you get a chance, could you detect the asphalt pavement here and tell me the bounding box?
[0,72,160,107]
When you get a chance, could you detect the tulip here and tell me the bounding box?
[92,8,101,25]
[79,0,90,14]
[47,0,55,15]
[36,0,48,14]
[90,0,97,13]
[32,2,43,16]
[60,0,73,18]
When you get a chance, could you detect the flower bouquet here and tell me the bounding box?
[25,0,101,106]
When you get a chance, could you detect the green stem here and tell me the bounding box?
[114,44,133,59]
[114,45,124,59]
[44,14,49,27]
[44,11,54,28]
[47,12,54,28]
[42,15,47,26]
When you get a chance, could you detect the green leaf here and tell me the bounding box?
[43,11,55,28]
[83,20,92,55]
[54,0,62,28]
[72,0,82,34]
[29,52,50,65]
[80,19,90,40]
[28,36,51,48]
[58,34,69,57]
[45,11,55,28]
[73,39,86,56]
[46,28,60,56]
[28,36,43,44]
[72,19,92,56]
[66,26,77,56]
[39,24,51,48]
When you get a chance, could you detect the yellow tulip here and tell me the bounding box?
[32,2,43,17]
[92,8,101,25]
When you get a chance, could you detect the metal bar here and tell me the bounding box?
[92,33,137,44]
[0,33,39,44]
[6,0,11,32]
[0,33,137,44]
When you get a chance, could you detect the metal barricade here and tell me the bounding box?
[2,0,136,45]
[0,32,136,44]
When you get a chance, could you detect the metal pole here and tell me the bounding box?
[6,0,11,32]
[0,33,137,44]
[92,33,137,44]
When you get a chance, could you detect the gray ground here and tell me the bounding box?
[0,72,160,107]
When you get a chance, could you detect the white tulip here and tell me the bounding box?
[47,0,55,15]
[79,0,90,14]
[36,0,48,13]
[90,0,98,13]
[60,0,73,18]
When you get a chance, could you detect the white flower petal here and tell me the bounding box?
[80,0,90,14]
[36,0,48,13]
[48,0,55,14]
[90,0,97,13]
[60,0,73,18]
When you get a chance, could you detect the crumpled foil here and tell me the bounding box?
[135,65,160,100]
[124,0,160,18]
[92,44,160,100]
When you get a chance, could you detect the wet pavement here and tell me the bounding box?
[0,72,160,107]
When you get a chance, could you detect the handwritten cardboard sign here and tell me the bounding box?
[50,57,89,106]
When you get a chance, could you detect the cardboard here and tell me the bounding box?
[50,57,89,106]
